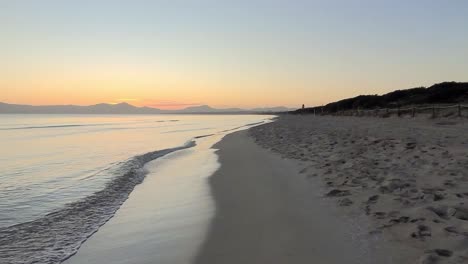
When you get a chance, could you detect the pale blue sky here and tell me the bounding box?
[1,0,467,108]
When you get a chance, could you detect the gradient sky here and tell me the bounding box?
[1,0,468,109]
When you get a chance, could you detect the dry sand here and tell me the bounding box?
[249,115,468,263]
[195,130,395,264]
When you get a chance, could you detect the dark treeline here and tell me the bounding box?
[294,82,468,114]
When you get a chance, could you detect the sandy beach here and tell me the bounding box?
[247,115,468,263]
[3,1,467,263]
[62,115,468,264]
[195,130,393,264]
[59,115,468,264]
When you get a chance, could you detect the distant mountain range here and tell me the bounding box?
[0,102,293,114]
[294,81,468,114]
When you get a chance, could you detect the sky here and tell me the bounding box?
[1,0,467,109]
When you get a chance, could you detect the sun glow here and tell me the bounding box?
[1,1,468,109]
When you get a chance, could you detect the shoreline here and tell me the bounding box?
[62,136,220,264]
[58,114,467,263]
[194,130,390,264]
[59,120,271,264]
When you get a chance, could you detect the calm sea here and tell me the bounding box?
[0,114,271,264]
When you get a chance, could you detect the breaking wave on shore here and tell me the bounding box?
[0,141,195,264]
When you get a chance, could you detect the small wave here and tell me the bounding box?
[1,124,87,130]
[155,120,179,123]
[0,141,196,264]
[162,127,212,133]
[0,122,148,130]
[194,134,214,139]
[245,121,265,127]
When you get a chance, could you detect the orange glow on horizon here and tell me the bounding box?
[1,62,341,109]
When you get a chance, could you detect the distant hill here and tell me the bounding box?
[173,105,244,113]
[0,102,292,114]
[0,102,163,114]
[294,82,468,114]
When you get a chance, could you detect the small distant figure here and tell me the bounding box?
[302,104,305,109]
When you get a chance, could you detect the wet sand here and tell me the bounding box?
[63,139,219,264]
[195,130,392,264]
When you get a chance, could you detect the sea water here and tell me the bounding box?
[0,114,271,264]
